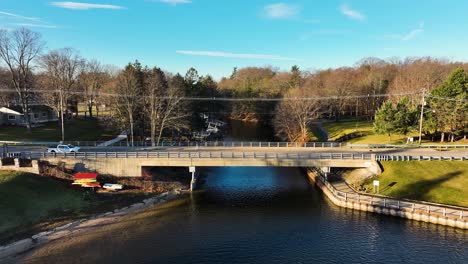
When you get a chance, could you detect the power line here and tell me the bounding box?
[0,88,421,102]
[425,94,468,103]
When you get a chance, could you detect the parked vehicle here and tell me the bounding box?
[47,144,80,153]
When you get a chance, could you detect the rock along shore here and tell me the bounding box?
[0,190,183,261]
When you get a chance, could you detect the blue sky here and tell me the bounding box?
[1,0,468,79]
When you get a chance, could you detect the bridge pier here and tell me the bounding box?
[189,166,197,191]
[321,167,331,180]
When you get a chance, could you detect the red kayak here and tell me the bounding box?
[74,173,98,180]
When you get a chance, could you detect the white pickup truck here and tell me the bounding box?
[47,144,80,153]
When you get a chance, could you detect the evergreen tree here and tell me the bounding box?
[429,68,468,142]
[374,101,397,139]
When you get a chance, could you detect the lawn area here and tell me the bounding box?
[0,118,116,142]
[363,161,468,207]
[77,104,113,117]
[320,119,421,144]
[0,171,88,238]
[322,120,374,141]
[0,171,155,244]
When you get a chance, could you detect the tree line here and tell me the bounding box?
[0,28,466,143]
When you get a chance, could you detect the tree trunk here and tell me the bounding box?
[88,105,93,118]
[157,119,166,147]
[440,132,445,143]
[150,121,156,147]
[129,115,134,147]
[20,98,32,134]
[61,109,65,142]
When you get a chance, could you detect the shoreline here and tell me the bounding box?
[306,169,468,229]
[0,190,185,261]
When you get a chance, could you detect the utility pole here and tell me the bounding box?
[418,89,426,145]
[60,90,65,142]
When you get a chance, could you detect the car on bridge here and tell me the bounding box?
[47,144,80,154]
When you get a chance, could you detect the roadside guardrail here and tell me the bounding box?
[348,144,468,149]
[21,151,372,160]
[0,141,344,148]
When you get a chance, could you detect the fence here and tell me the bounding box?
[375,155,466,161]
[349,144,468,149]
[0,140,344,148]
[23,151,373,160]
[310,168,467,221]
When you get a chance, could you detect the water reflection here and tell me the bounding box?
[19,167,467,264]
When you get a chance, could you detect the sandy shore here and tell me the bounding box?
[0,190,184,262]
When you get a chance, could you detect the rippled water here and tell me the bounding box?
[19,167,467,264]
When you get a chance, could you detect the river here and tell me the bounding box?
[19,166,467,264]
[16,120,468,263]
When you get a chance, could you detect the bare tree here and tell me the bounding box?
[145,68,189,146]
[79,60,106,118]
[39,48,84,141]
[0,28,44,132]
[274,88,321,142]
[0,68,15,106]
[114,62,143,146]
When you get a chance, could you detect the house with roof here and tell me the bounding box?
[0,105,58,126]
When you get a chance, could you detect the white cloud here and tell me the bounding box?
[340,3,365,21]
[299,30,350,40]
[157,0,192,5]
[0,11,40,21]
[401,22,424,41]
[381,22,424,42]
[50,2,125,10]
[176,50,301,61]
[11,23,58,29]
[0,27,14,31]
[264,3,300,19]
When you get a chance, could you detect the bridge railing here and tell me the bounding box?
[375,155,466,161]
[309,168,467,220]
[26,151,373,160]
[0,140,343,148]
[348,143,468,149]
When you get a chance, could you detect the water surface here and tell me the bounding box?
[19,167,467,264]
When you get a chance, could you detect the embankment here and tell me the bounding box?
[0,191,184,261]
[306,169,467,229]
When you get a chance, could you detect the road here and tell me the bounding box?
[5,145,468,158]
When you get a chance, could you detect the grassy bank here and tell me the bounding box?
[0,118,116,142]
[363,161,468,207]
[0,171,153,244]
[319,119,465,144]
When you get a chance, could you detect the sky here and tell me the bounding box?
[1,0,468,79]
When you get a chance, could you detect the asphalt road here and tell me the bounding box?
[5,145,468,158]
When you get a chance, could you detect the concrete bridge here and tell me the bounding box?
[6,147,467,191]
[34,151,380,176]
[31,150,381,191]
[14,147,467,177]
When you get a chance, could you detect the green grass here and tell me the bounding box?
[320,120,421,144]
[363,161,468,207]
[0,118,116,142]
[322,120,374,141]
[0,171,155,244]
[77,104,113,117]
[0,172,88,235]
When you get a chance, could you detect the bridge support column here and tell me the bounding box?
[321,167,331,180]
[189,166,196,192]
